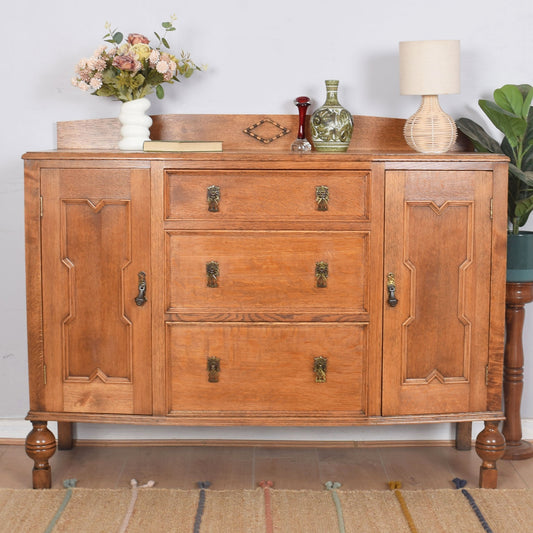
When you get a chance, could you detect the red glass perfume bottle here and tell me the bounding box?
[291,96,312,152]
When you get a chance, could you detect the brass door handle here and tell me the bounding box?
[315,261,329,288]
[206,261,220,288]
[316,185,329,211]
[387,272,398,307]
[207,356,220,382]
[313,356,328,383]
[135,271,147,306]
[207,185,220,212]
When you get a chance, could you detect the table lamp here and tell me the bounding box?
[399,40,460,153]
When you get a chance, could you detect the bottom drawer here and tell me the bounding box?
[167,323,367,416]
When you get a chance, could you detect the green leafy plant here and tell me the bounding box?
[72,15,204,102]
[457,84,533,234]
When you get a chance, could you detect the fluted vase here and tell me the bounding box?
[118,97,152,151]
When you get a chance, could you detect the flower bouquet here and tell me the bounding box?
[72,15,202,102]
[72,16,203,150]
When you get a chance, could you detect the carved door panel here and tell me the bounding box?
[40,167,151,414]
[382,170,493,416]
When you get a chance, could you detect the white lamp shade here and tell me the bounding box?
[399,40,460,95]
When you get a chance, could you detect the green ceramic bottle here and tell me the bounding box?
[311,80,353,152]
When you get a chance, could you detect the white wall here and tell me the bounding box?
[2,0,533,442]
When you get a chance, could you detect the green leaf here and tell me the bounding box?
[156,85,164,99]
[479,99,527,146]
[522,147,533,171]
[162,22,172,28]
[517,84,533,100]
[154,31,161,40]
[514,194,533,227]
[494,85,524,116]
[456,117,503,154]
[162,37,170,48]
[94,86,115,98]
[509,165,533,187]
[521,87,533,119]
[501,137,518,165]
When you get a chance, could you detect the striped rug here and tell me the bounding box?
[1,482,532,532]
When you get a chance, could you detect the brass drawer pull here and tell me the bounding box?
[315,261,329,288]
[387,272,398,307]
[207,356,220,382]
[207,185,220,212]
[206,261,220,288]
[316,185,329,211]
[313,356,328,383]
[134,271,147,306]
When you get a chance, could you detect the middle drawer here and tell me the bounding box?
[166,230,369,317]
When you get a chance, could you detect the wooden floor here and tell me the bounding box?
[2,442,533,491]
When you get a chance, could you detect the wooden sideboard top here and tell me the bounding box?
[22,150,508,164]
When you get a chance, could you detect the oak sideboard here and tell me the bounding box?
[23,114,508,489]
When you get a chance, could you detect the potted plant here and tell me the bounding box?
[457,84,533,281]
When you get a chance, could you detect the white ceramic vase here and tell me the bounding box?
[118,97,153,151]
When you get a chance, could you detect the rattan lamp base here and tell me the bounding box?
[403,95,457,154]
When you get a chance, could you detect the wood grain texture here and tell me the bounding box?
[382,168,494,416]
[39,166,152,415]
[56,113,473,152]
[167,322,368,415]
[24,160,45,411]
[164,170,370,223]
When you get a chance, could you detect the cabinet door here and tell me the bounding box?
[383,170,493,416]
[40,167,151,414]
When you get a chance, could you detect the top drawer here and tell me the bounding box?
[164,170,370,224]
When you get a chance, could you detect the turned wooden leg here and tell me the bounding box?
[475,421,505,488]
[455,422,472,450]
[58,422,74,450]
[25,421,57,489]
[503,282,533,460]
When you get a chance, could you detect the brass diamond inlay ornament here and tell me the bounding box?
[243,118,290,144]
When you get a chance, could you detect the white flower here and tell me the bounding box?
[77,80,91,91]
[75,58,89,73]
[156,60,170,74]
[89,76,103,90]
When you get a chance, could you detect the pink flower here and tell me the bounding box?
[112,54,137,71]
[127,33,149,45]
[149,49,160,67]
[88,56,106,71]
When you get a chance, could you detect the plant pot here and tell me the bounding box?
[507,231,533,282]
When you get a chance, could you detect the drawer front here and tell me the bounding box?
[165,170,370,223]
[167,230,369,315]
[167,323,367,415]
